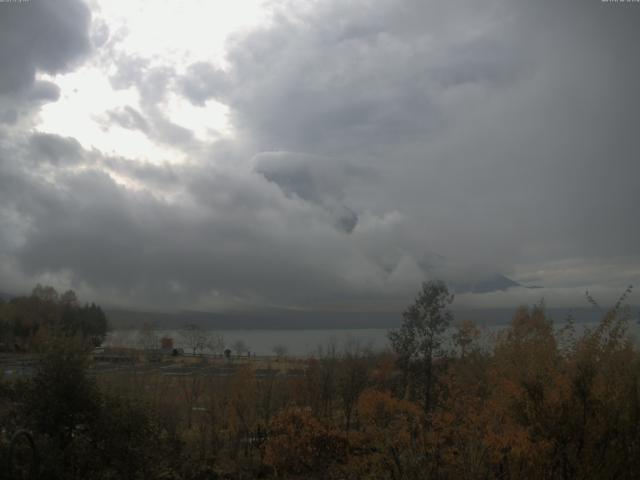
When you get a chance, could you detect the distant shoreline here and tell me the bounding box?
[105,306,640,330]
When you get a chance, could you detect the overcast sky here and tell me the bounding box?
[0,0,638,313]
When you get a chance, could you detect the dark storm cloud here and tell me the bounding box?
[0,132,368,307]
[253,151,364,233]
[182,0,529,154]
[0,110,18,125]
[0,81,61,128]
[204,0,640,271]
[27,81,61,103]
[28,132,83,166]
[0,0,91,128]
[1,0,639,309]
[254,152,350,204]
[0,0,91,94]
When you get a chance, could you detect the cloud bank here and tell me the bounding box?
[0,0,638,312]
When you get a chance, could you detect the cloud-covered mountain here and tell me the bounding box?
[448,274,522,295]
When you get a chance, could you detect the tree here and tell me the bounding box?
[338,338,370,431]
[180,323,223,355]
[20,333,100,454]
[306,340,339,418]
[60,301,108,346]
[352,389,427,479]
[233,339,248,356]
[138,321,159,351]
[206,332,225,355]
[60,290,79,308]
[179,374,204,429]
[226,366,257,458]
[452,319,481,358]
[31,284,59,303]
[388,280,454,412]
[262,408,347,476]
[180,323,208,355]
[3,287,108,348]
[16,332,179,479]
[272,344,288,358]
[77,303,108,346]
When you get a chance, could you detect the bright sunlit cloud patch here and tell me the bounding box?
[36,69,173,161]
[91,0,269,66]
[165,92,233,142]
[35,0,270,165]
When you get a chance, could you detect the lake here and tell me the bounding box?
[104,328,392,356]
[104,319,640,357]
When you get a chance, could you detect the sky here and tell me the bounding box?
[0,0,639,314]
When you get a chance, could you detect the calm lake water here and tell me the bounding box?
[104,320,640,357]
[105,328,392,356]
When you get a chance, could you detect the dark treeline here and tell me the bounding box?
[0,285,108,350]
[1,282,639,479]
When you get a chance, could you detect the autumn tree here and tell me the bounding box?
[180,374,205,429]
[349,390,427,479]
[226,366,258,458]
[388,280,454,412]
[0,286,108,349]
[557,286,640,477]
[307,340,339,419]
[452,319,481,358]
[263,408,347,477]
[338,338,370,431]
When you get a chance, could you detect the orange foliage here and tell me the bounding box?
[262,407,347,476]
